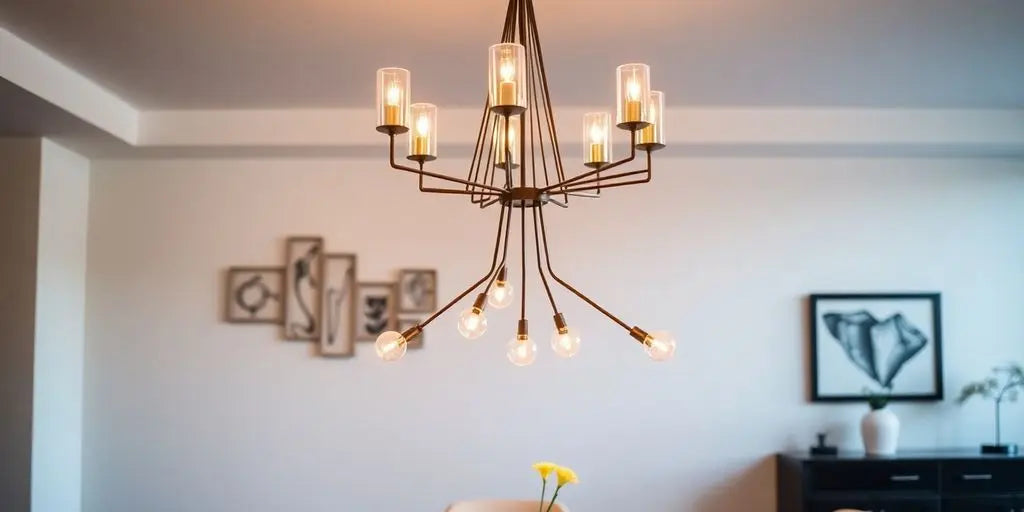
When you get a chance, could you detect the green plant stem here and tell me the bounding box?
[537,479,547,512]
[545,485,563,512]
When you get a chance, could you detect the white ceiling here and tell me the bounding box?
[0,0,1022,109]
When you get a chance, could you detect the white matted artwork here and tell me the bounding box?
[810,293,943,401]
[283,236,324,340]
[321,254,357,357]
[355,282,397,341]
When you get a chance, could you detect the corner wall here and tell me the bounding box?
[32,140,89,512]
[0,138,42,512]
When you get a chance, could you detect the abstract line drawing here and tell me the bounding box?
[225,267,284,323]
[284,236,324,340]
[355,282,396,341]
[823,311,928,389]
[321,254,357,357]
[398,269,437,313]
[810,293,943,402]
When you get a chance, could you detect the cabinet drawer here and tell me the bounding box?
[809,461,940,492]
[942,496,1017,512]
[943,460,1024,493]
[810,497,940,512]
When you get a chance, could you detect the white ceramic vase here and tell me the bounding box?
[861,407,900,455]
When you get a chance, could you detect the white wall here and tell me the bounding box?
[83,156,1024,512]
[0,138,42,512]
[32,140,89,512]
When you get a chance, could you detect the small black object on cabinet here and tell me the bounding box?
[777,451,1024,512]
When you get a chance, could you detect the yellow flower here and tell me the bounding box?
[532,461,558,481]
[555,465,579,486]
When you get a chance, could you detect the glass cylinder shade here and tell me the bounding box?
[489,44,527,113]
[583,112,611,166]
[493,115,521,168]
[636,91,665,149]
[616,63,651,128]
[408,103,438,159]
[377,67,410,130]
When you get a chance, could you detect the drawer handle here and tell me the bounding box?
[961,473,993,481]
[890,474,920,482]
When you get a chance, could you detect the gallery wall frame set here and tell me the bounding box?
[224,236,437,359]
[809,292,944,402]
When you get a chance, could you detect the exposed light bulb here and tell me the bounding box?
[416,115,430,136]
[457,308,488,339]
[500,58,516,82]
[589,122,605,144]
[375,331,408,361]
[645,330,676,362]
[487,281,514,309]
[386,83,402,106]
[550,327,581,358]
[626,78,641,101]
[506,335,537,366]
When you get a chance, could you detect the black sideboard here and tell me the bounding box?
[777,451,1024,512]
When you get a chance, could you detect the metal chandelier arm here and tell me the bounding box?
[388,134,508,195]
[419,204,513,329]
[536,204,632,332]
[558,149,653,195]
[531,207,559,313]
[540,128,639,193]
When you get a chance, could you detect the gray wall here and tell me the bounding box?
[0,138,41,512]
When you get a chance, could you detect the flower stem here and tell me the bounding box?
[545,485,562,512]
[537,479,547,512]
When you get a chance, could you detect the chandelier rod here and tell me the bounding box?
[559,151,654,195]
[541,128,638,193]
[556,151,653,193]
[531,206,559,312]
[520,203,527,320]
[419,205,511,328]
[526,0,567,190]
[537,204,631,331]
[387,134,506,195]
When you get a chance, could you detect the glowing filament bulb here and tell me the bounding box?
[626,78,641,101]
[386,83,402,106]
[500,58,516,82]
[416,115,430,136]
[589,122,605,144]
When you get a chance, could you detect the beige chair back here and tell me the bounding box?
[445,500,568,512]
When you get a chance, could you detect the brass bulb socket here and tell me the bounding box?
[553,313,568,334]
[517,319,529,337]
[400,325,423,343]
[629,326,651,346]
[472,293,488,311]
[496,266,508,283]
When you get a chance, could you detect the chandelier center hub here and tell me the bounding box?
[500,187,548,208]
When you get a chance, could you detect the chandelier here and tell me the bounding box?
[371,0,675,365]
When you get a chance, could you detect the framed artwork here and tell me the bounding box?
[321,254,357,357]
[355,282,397,341]
[283,236,324,340]
[398,317,424,350]
[225,267,284,323]
[398,268,437,313]
[810,293,943,402]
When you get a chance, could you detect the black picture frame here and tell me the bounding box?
[809,292,943,402]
